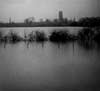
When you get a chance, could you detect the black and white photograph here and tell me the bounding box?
[0,0,100,91]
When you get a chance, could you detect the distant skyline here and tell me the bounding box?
[0,0,100,22]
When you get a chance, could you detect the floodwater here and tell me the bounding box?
[0,27,100,91]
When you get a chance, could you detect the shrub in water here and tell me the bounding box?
[27,31,35,42]
[0,31,4,42]
[7,31,22,43]
[34,31,48,42]
[77,27,95,41]
[49,30,69,43]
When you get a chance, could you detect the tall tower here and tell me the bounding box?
[59,11,63,22]
[9,17,12,24]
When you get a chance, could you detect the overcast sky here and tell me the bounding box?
[0,0,99,22]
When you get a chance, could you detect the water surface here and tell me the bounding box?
[0,27,100,91]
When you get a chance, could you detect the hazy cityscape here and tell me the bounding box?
[0,11,100,27]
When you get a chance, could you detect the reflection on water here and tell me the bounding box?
[0,27,100,91]
[0,42,100,91]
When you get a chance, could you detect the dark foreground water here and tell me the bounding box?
[0,27,100,91]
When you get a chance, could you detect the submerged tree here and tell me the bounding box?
[34,31,48,42]
[6,31,22,43]
[49,30,70,43]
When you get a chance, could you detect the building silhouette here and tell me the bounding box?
[9,17,12,24]
[24,17,35,24]
[59,11,64,22]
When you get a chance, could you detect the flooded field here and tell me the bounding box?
[0,27,100,91]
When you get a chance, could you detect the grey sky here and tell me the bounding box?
[0,0,99,22]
